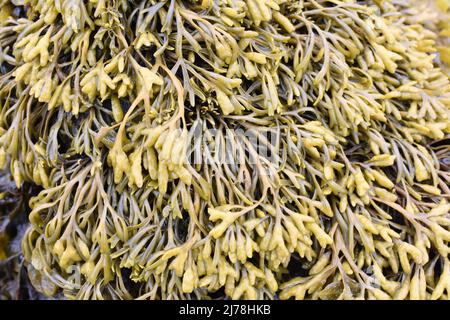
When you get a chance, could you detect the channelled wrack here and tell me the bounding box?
[0,0,449,299]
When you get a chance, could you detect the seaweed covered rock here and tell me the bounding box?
[0,0,449,299]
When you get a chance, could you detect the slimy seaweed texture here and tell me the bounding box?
[0,0,449,300]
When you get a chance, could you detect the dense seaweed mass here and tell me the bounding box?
[0,0,449,299]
